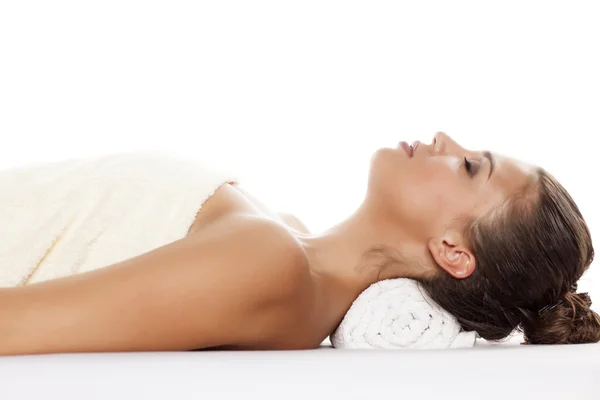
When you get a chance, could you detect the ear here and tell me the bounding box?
[427,229,476,279]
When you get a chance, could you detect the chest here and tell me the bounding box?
[186,183,283,236]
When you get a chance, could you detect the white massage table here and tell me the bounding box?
[1,334,598,399]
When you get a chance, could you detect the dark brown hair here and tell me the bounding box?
[419,168,600,344]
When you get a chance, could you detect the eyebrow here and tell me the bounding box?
[483,150,494,181]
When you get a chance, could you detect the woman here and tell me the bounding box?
[0,132,598,355]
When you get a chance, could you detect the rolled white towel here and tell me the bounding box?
[330,278,478,350]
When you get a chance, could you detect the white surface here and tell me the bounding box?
[1,339,599,400]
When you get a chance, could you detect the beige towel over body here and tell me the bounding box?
[0,151,239,287]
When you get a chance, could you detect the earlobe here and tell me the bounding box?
[454,258,472,277]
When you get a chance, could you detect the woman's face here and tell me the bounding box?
[367,132,537,242]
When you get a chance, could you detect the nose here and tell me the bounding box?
[431,131,465,156]
[431,131,448,154]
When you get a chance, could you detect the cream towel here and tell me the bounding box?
[0,151,239,287]
[330,278,478,349]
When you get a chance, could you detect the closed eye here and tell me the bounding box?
[464,157,481,177]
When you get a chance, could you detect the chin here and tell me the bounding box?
[370,146,401,167]
[367,148,407,197]
[370,145,408,171]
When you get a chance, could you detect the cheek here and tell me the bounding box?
[368,150,474,224]
[404,179,452,217]
[402,162,471,221]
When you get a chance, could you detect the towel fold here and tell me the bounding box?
[330,278,477,349]
[0,151,239,287]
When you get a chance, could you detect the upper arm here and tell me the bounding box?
[2,216,307,355]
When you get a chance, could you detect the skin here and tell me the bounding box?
[0,132,537,354]
[297,132,537,335]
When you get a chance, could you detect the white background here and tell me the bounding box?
[1,1,598,296]
[1,2,600,399]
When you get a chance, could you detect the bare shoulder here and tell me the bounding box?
[182,214,313,311]
[205,214,307,267]
[186,214,317,348]
[208,214,310,286]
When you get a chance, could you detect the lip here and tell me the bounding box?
[399,141,413,157]
[411,141,420,154]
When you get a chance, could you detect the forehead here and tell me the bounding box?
[478,153,537,213]
[493,153,536,185]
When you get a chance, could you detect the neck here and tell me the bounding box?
[292,201,430,338]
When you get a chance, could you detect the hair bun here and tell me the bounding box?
[574,292,592,307]
[521,291,600,344]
